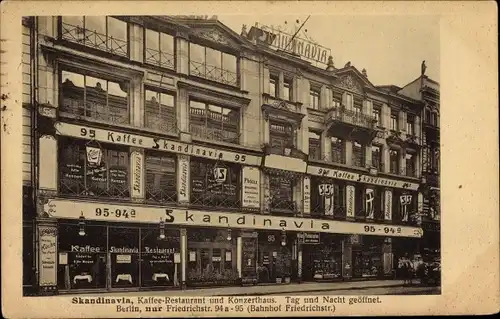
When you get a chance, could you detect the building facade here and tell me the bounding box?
[23,16,426,295]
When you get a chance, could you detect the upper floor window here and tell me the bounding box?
[352,141,365,168]
[283,79,293,101]
[59,138,130,198]
[269,76,278,98]
[332,99,341,109]
[309,89,320,109]
[145,29,174,70]
[309,131,321,160]
[331,137,345,164]
[406,115,415,135]
[189,100,240,145]
[310,177,346,219]
[390,112,398,131]
[145,152,177,203]
[431,112,438,127]
[61,16,128,57]
[269,121,294,151]
[373,108,381,127]
[353,98,362,114]
[269,175,295,213]
[371,145,381,170]
[405,152,416,177]
[345,93,353,109]
[389,149,400,174]
[60,70,129,124]
[190,159,240,209]
[189,43,238,86]
[145,89,176,133]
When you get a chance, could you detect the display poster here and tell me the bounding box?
[384,190,393,221]
[346,185,356,218]
[177,155,190,203]
[130,151,143,198]
[38,226,57,286]
[303,176,311,214]
[242,166,261,209]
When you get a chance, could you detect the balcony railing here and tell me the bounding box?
[60,98,129,124]
[311,204,346,220]
[145,186,177,203]
[262,94,303,114]
[190,123,239,144]
[145,114,178,135]
[269,198,296,213]
[61,22,128,57]
[145,47,175,70]
[189,60,237,86]
[59,177,130,199]
[325,107,377,130]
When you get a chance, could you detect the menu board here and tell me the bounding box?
[87,163,107,183]
[109,167,128,186]
[61,163,84,181]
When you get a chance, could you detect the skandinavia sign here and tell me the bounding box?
[44,199,423,238]
[55,122,261,166]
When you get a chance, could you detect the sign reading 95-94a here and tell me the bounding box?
[45,199,424,238]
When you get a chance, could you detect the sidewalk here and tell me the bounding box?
[72,280,411,297]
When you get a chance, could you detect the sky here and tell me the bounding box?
[218,15,440,87]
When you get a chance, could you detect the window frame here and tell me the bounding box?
[144,28,176,70]
[309,89,320,109]
[352,140,365,168]
[389,149,400,174]
[330,136,346,164]
[144,151,177,203]
[406,114,415,135]
[308,131,322,160]
[283,78,293,101]
[188,42,239,87]
[390,112,398,131]
[144,87,177,133]
[269,120,296,150]
[269,75,278,98]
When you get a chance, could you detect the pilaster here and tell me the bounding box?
[39,135,58,192]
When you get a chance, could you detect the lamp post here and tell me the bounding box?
[159,217,165,240]
[226,226,232,241]
[281,229,287,247]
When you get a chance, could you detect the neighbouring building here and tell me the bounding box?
[399,68,440,261]
[23,16,426,295]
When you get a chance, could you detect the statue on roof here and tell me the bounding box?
[421,60,427,75]
[344,61,351,68]
[326,55,335,72]
[241,24,248,37]
[362,68,367,77]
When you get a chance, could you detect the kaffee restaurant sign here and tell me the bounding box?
[307,166,420,191]
[55,122,261,166]
[44,199,423,238]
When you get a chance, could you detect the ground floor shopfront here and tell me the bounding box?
[35,198,423,295]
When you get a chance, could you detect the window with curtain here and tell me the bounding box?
[269,175,295,212]
[189,43,238,86]
[145,89,176,133]
[61,16,128,57]
[330,137,345,164]
[145,152,177,203]
[60,69,129,124]
[269,121,294,152]
[390,112,398,131]
[406,115,415,135]
[309,90,320,109]
[145,29,175,69]
[389,149,400,174]
[352,141,365,168]
[189,100,239,144]
[308,131,321,160]
[59,138,130,198]
[190,159,240,208]
[371,145,381,170]
[405,152,416,177]
[283,79,293,101]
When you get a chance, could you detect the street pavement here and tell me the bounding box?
[70,279,440,297]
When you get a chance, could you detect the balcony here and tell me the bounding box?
[261,94,305,124]
[189,107,240,145]
[145,47,175,70]
[189,60,238,86]
[325,107,377,130]
[61,22,128,57]
[145,114,178,135]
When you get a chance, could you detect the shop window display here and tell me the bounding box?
[352,236,384,278]
[140,228,180,287]
[109,227,139,288]
[57,224,107,290]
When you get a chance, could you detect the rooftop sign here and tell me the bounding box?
[246,23,331,65]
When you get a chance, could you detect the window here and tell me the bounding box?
[269,121,295,152]
[345,93,353,109]
[189,100,240,144]
[145,89,176,133]
[373,108,381,127]
[61,16,128,57]
[405,152,416,177]
[59,138,130,198]
[389,149,400,174]
[353,98,362,114]
[269,76,278,98]
[189,43,238,86]
[60,70,129,124]
[371,145,381,170]
[390,112,398,131]
[332,99,341,109]
[269,176,295,212]
[331,137,345,164]
[308,131,321,160]
[352,141,365,168]
[283,79,293,101]
[355,186,365,219]
[406,115,415,135]
[145,153,177,203]
[425,108,431,124]
[309,90,320,109]
[190,159,240,208]
[145,29,175,69]
[310,177,346,219]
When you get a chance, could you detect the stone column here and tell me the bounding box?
[177,87,189,133]
[131,77,143,127]
[345,141,353,166]
[399,149,406,176]
[237,236,243,282]
[278,71,285,99]
[382,145,390,173]
[322,132,331,161]
[180,228,187,289]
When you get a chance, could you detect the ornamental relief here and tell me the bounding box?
[194,29,238,49]
[337,75,363,94]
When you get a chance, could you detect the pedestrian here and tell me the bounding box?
[398,257,408,286]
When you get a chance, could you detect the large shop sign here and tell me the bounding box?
[307,165,420,191]
[44,199,423,238]
[55,122,261,166]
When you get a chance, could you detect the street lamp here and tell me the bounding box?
[78,212,86,236]
[159,217,165,240]
[281,229,287,246]
[226,226,232,241]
